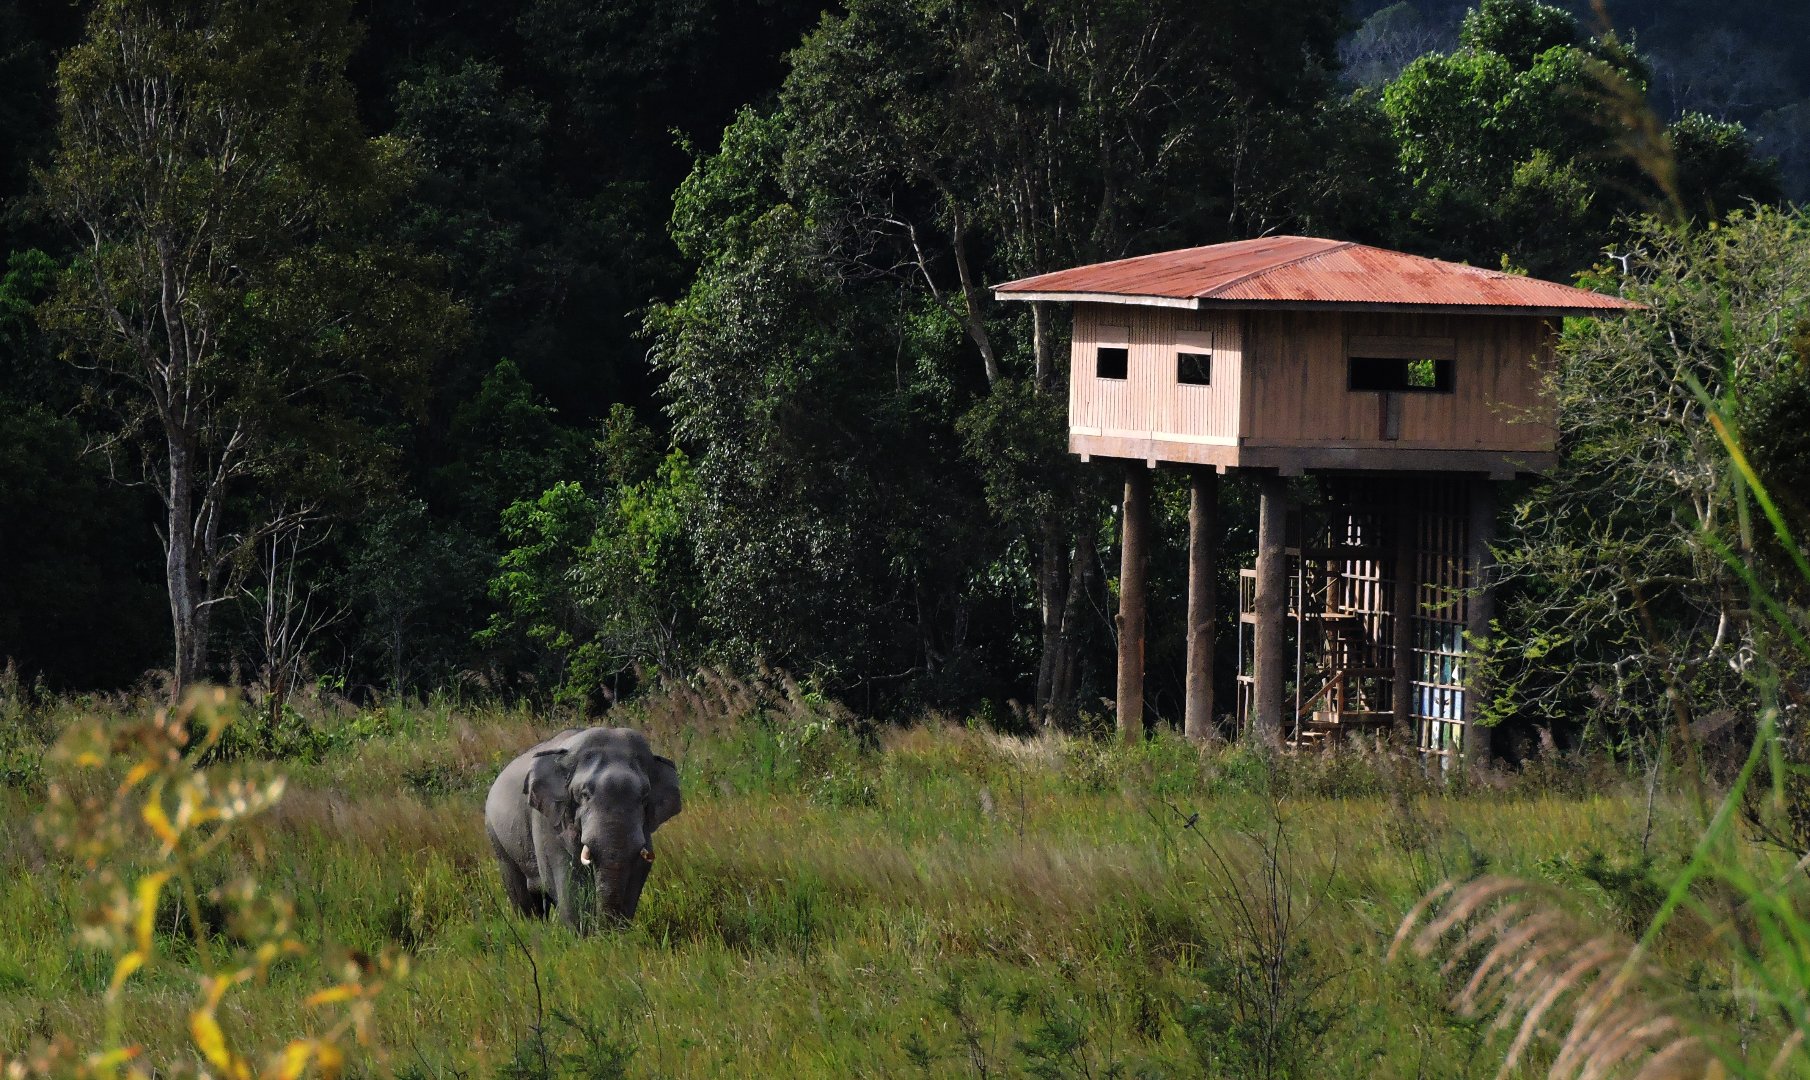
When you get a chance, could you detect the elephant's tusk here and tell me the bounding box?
[580,844,593,866]
[640,848,655,863]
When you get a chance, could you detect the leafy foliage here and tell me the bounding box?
[1377,0,1781,274]
[485,442,702,707]
[1486,209,1810,747]
[9,689,405,1077]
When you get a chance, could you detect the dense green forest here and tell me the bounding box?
[4,3,1810,1076]
[0,0,1802,754]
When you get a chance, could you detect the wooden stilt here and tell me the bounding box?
[1184,468,1218,742]
[1392,501,1417,744]
[1116,464,1150,741]
[1251,472,1288,750]
[1461,478,1499,766]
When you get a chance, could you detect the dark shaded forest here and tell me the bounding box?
[0,0,1801,752]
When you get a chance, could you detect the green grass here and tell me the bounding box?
[0,701,1703,1078]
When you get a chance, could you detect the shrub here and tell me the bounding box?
[8,688,405,1078]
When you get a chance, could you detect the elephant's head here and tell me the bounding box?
[524,728,681,924]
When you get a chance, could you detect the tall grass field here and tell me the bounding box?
[0,688,1724,1078]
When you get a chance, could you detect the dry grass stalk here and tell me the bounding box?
[1392,877,1714,1079]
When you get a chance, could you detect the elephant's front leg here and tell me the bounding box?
[550,858,583,932]
[530,814,587,933]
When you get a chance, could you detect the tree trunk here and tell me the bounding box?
[1029,298,1075,720]
[1032,301,1056,392]
[1048,525,1096,727]
[949,224,1001,386]
[391,617,406,697]
[166,431,203,698]
[1034,514,1066,710]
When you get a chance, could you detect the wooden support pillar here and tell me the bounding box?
[1251,472,1288,750]
[1184,468,1218,743]
[1392,501,1418,744]
[1461,478,1500,766]
[1115,463,1151,741]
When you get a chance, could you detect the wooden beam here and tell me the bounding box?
[992,289,1200,309]
[1184,468,1218,743]
[1196,299,1634,317]
[1234,445,1558,475]
[1069,434,1557,477]
[1392,500,1417,742]
[1251,472,1288,749]
[1116,464,1151,741]
[1461,478,1500,766]
[1068,433,1240,469]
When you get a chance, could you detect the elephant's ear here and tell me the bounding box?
[524,749,573,820]
[647,755,681,831]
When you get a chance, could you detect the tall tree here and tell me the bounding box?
[654,0,1348,718]
[1377,0,1781,275]
[40,0,459,695]
[776,0,1346,718]
[1487,209,1810,747]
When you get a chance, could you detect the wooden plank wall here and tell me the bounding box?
[1238,311,1556,452]
[1070,303,1243,445]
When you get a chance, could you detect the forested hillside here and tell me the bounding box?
[0,0,1801,755]
[1345,0,1810,199]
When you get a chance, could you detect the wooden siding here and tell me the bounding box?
[1069,303,1243,453]
[1237,311,1556,453]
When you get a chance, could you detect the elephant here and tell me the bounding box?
[484,727,682,932]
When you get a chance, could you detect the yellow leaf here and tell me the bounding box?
[143,796,179,848]
[270,1040,314,1080]
[119,759,159,794]
[189,1008,247,1078]
[109,951,145,995]
[88,1046,142,1069]
[315,1043,344,1080]
[303,984,360,1008]
[133,872,170,953]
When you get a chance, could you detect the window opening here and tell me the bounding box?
[1349,356,1453,393]
[1096,346,1128,380]
[1176,351,1212,386]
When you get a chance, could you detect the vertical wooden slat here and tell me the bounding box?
[1220,312,1241,438]
[1392,498,1416,741]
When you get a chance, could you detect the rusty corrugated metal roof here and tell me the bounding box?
[993,236,1641,313]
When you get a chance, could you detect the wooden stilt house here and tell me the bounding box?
[994,236,1638,762]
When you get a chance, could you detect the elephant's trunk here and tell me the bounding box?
[578,816,652,922]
